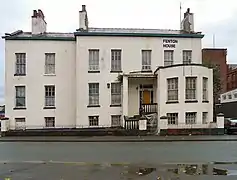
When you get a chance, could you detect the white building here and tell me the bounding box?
[3,6,214,133]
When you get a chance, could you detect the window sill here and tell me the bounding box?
[88,71,100,73]
[110,104,122,107]
[110,71,123,73]
[14,74,26,76]
[87,105,101,108]
[43,74,56,76]
[43,107,56,109]
[166,101,179,104]
[13,107,26,110]
[202,100,209,103]
[185,100,198,103]
[141,70,152,73]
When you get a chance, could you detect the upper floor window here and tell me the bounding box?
[15,53,26,76]
[89,83,99,106]
[203,77,208,101]
[234,93,237,98]
[89,49,99,71]
[45,53,55,75]
[167,78,178,101]
[228,94,232,99]
[111,50,122,72]
[185,77,197,100]
[142,50,151,71]
[15,86,26,108]
[45,85,55,107]
[183,50,192,64]
[164,50,174,66]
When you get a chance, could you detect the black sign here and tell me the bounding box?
[163,39,178,48]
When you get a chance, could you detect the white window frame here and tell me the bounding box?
[111,50,122,72]
[167,78,178,101]
[203,77,208,101]
[45,117,55,128]
[185,112,197,124]
[15,53,26,75]
[111,115,121,127]
[167,113,178,125]
[45,53,55,75]
[185,77,197,100]
[15,86,26,108]
[183,50,192,64]
[89,83,99,106]
[89,116,99,126]
[202,112,208,124]
[164,50,174,66]
[45,85,55,107]
[111,83,121,105]
[142,50,151,71]
[89,49,99,71]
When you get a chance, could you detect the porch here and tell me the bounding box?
[122,72,158,118]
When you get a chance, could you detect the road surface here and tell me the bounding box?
[0,141,237,179]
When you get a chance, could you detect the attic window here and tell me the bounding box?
[228,94,232,99]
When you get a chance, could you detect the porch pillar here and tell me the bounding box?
[122,76,129,127]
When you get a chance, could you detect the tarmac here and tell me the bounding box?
[0,135,237,142]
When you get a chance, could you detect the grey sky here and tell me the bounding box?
[0,0,237,103]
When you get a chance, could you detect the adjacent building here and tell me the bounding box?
[202,48,228,93]
[227,66,237,91]
[3,6,213,132]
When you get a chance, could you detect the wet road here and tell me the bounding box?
[1,141,237,179]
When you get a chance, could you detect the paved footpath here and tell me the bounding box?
[0,135,237,142]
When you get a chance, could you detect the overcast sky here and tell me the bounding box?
[0,0,237,103]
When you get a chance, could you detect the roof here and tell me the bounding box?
[3,27,204,41]
[3,31,75,41]
[75,27,204,38]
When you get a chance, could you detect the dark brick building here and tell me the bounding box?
[202,48,228,93]
[227,66,237,91]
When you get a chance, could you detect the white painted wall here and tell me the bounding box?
[5,40,76,129]
[32,17,47,35]
[76,36,202,127]
[157,65,213,128]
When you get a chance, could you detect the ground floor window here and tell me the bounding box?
[111,115,121,127]
[15,118,26,130]
[45,117,55,128]
[185,112,197,124]
[89,116,99,126]
[202,112,208,124]
[167,113,178,125]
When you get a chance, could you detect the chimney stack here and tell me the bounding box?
[181,8,194,33]
[79,5,88,31]
[32,9,47,35]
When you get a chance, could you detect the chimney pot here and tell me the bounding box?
[32,10,37,17]
[82,5,86,11]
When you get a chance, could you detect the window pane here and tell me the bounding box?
[183,50,192,64]
[15,53,26,75]
[89,50,99,71]
[111,83,121,105]
[89,83,99,105]
[164,50,174,66]
[45,53,55,74]
[15,86,25,107]
[142,50,151,70]
[111,50,122,71]
[45,86,55,106]
[185,77,196,100]
[167,78,178,101]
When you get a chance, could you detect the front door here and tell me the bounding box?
[143,90,151,104]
